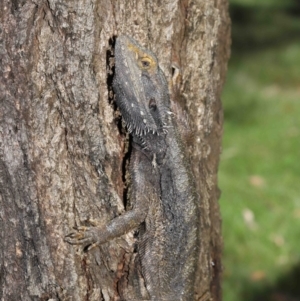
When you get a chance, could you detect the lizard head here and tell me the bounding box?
[113,35,170,137]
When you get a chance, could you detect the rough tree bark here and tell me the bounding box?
[0,0,230,300]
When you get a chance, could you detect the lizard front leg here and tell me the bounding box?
[65,208,147,249]
[65,149,151,249]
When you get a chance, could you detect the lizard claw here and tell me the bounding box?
[64,226,94,247]
[87,241,100,251]
[73,226,88,232]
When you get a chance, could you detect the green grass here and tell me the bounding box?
[230,0,294,8]
[220,5,300,300]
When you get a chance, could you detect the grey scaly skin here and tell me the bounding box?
[66,35,200,301]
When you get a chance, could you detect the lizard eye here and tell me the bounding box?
[149,98,157,111]
[141,58,151,69]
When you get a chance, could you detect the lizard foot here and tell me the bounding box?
[65,226,99,249]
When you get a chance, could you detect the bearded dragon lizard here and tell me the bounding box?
[66,35,199,301]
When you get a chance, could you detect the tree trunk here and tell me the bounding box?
[0,0,230,300]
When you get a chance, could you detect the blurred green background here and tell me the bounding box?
[220,0,300,300]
